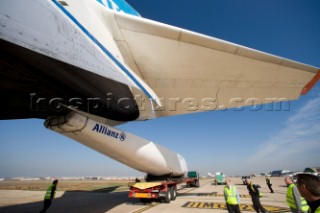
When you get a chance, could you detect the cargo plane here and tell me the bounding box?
[1,0,319,180]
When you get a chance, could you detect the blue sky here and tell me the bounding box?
[0,0,319,177]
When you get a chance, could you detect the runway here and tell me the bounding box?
[0,177,290,213]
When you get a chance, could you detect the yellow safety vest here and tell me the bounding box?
[309,206,320,213]
[266,179,272,185]
[250,183,263,197]
[224,185,238,205]
[286,184,309,212]
[44,184,55,200]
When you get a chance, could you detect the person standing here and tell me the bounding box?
[296,174,320,213]
[285,176,309,213]
[246,178,266,213]
[266,177,274,193]
[224,179,241,213]
[40,179,58,213]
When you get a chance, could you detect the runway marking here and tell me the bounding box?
[239,195,251,198]
[197,193,251,198]
[132,203,160,213]
[182,202,290,212]
[181,188,198,194]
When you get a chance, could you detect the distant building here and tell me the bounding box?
[39,177,54,181]
[271,170,292,177]
[21,177,40,181]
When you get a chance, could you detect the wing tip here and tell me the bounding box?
[301,69,320,95]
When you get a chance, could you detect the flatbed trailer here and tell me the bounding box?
[129,172,200,203]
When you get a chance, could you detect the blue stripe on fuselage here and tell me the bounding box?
[51,0,152,99]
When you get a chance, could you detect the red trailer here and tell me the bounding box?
[129,171,200,203]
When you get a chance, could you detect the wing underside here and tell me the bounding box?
[1,0,319,121]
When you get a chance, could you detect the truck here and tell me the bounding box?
[128,171,200,203]
[214,172,226,185]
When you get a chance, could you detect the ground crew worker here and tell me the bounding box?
[224,179,241,213]
[40,179,58,213]
[266,177,274,193]
[246,178,266,213]
[285,176,309,213]
[296,174,320,213]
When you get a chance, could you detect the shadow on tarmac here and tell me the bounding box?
[0,190,140,213]
[178,192,218,197]
[91,186,125,193]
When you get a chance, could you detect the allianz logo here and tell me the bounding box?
[92,123,126,141]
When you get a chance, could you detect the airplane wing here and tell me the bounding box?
[1,0,319,121]
[107,10,320,118]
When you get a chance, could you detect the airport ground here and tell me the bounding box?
[0,177,291,213]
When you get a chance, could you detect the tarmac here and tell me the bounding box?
[0,177,291,213]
